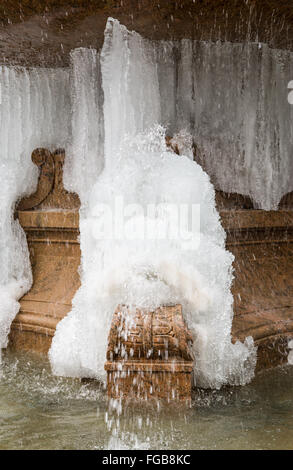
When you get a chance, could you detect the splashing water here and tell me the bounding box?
[50,18,256,389]
[0,66,70,352]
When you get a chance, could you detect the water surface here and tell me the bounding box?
[0,351,292,450]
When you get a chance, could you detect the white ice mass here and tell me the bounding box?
[49,19,256,388]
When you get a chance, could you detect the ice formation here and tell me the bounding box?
[0,66,70,351]
[156,40,293,209]
[63,48,104,203]
[50,19,256,389]
[64,27,293,212]
[2,17,292,387]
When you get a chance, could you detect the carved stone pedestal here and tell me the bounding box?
[9,148,80,353]
[104,305,194,402]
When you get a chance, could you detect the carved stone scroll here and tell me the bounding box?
[17,148,55,210]
[17,148,80,211]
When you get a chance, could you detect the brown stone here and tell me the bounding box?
[9,210,80,353]
[222,209,293,368]
[279,191,293,209]
[215,191,254,210]
[17,148,80,211]
[104,304,194,402]
[10,148,80,353]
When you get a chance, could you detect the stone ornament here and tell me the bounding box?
[105,305,194,402]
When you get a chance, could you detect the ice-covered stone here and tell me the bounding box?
[50,19,257,389]
[0,66,70,350]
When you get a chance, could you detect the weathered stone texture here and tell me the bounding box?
[105,304,194,401]
[0,1,293,67]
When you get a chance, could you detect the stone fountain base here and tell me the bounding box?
[7,148,293,378]
[9,209,80,354]
[224,209,293,371]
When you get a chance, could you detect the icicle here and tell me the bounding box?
[0,66,70,351]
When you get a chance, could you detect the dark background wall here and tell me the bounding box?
[0,0,292,66]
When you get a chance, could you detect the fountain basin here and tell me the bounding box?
[10,205,293,372]
[7,149,293,376]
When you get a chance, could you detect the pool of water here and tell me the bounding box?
[0,350,293,450]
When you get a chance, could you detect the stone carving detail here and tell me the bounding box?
[17,148,80,211]
[107,304,194,362]
[105,305,194,401]
[17,148,54,210]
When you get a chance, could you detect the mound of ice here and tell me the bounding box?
[50,19,256,389]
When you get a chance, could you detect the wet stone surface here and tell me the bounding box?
[0,0,293,67]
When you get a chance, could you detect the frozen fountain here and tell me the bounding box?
[1,15,293,404]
